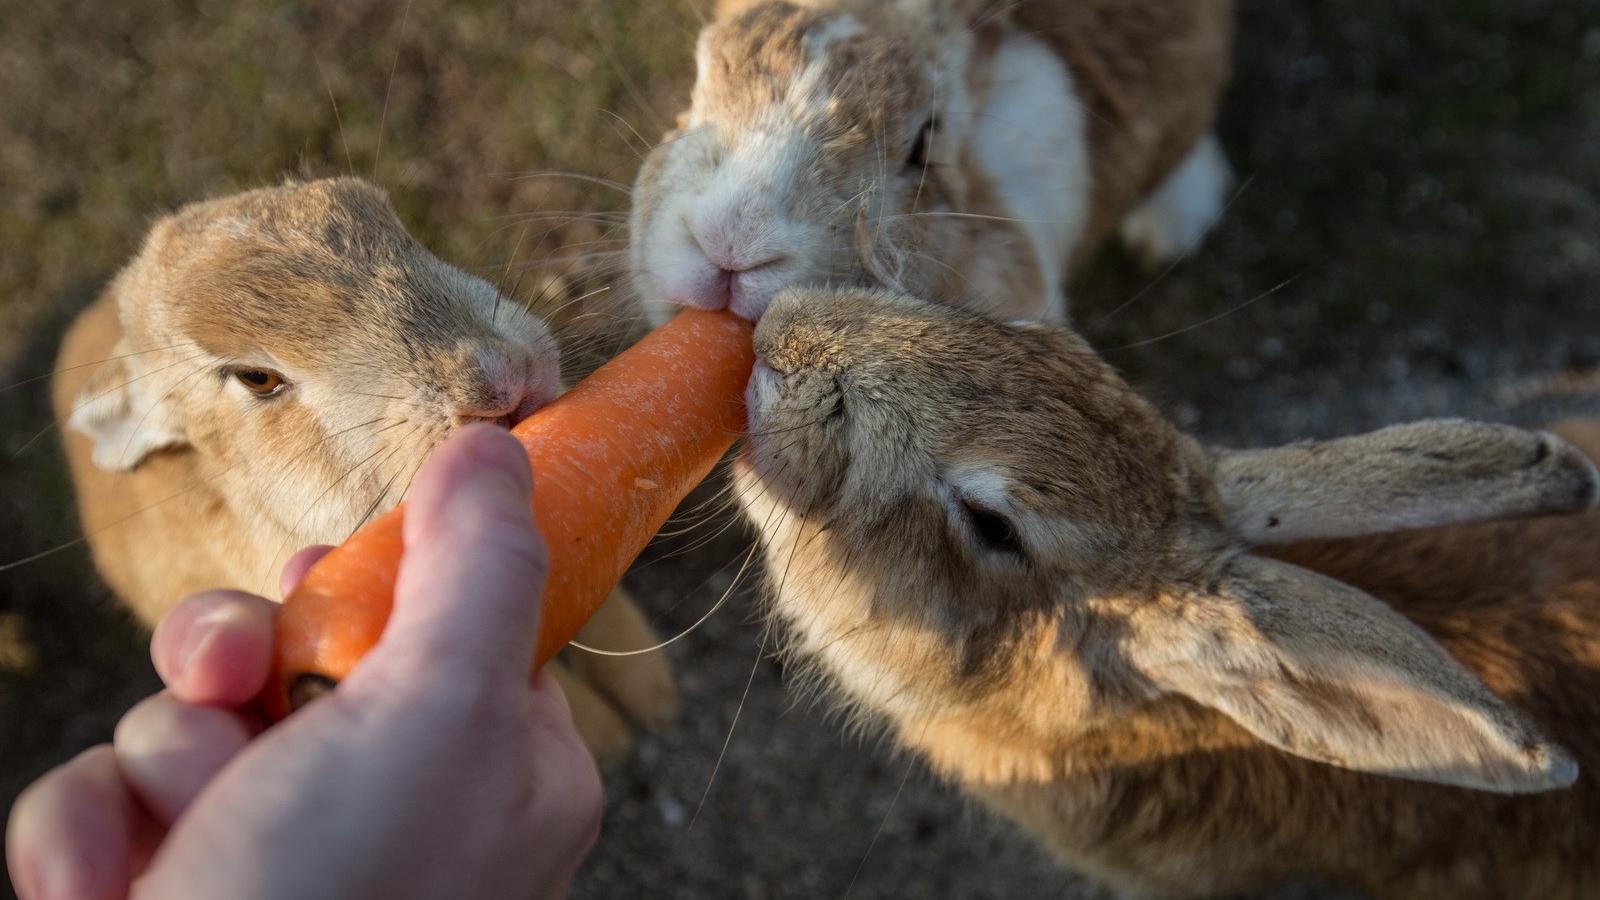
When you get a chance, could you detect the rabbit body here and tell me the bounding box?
[52,178,680,762]
[736,287,1600,899]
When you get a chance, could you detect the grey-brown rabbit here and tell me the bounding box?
[735,286,1600,899]
[632,0,1234,323]
[52,178,680,763]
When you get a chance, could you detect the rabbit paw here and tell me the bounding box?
[547,659,639,766]
[561,590,683,746]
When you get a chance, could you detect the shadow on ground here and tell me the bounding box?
[3,1,1597,898]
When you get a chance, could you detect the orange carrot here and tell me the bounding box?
[262,309,754,720]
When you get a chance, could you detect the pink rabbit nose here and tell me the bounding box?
[706,250,786,280]
[455,385,551,429]
[686,211,786,312]
[452,349,559,428]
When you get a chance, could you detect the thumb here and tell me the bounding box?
[366,425,550,685]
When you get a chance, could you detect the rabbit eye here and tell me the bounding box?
[906,117,933,169]
[232,368,287,397]
[958,497,1025,561]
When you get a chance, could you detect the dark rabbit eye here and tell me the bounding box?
[959,497,1025,560]
[233,368,287,397]
[906,116,934,169]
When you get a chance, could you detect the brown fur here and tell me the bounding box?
[633,0,1235,322]
[1015,0,1235,267]
[52,178,679,762]
[737,287,1600,899]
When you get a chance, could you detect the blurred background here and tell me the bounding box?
[2,1,1597,897]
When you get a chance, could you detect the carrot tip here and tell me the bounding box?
[289,674,339,712]
[267,309,755,721]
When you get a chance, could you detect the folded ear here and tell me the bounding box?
[713,0,766,18]
[892,0,1007,25]
[714,0,848,18]
[1214,419,1599,545]
[1128,554,1577,793]
[67,337,188,471]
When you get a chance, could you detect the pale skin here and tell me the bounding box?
[6,425,603,900]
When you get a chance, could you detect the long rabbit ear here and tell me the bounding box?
[713,0,764,18]
[1125,554,1577,793]
[892,0,1011,25]
[715,0,839,17]
[1213,419,1598,545]
[67,333,189,471]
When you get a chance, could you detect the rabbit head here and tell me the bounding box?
[66,177,561,550]
[632,0,1055,323]
[736,286,1597,793]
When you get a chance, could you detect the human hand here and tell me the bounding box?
[7,425,602,900]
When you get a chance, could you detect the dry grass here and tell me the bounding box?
[3,1,1599,898]
[0,0,705,368]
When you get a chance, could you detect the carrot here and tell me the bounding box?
[262,309,754,720]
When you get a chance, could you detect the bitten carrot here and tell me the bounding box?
[262,309,754,720]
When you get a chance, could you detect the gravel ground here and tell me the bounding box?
[4,1,1599,898]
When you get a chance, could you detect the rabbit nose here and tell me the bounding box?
[455,401,541,431]
[453,384,550,429]
[688,235,788,320]
[688,212,786,277]
[451,350,558,428]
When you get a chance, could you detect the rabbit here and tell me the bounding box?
[733,286,1600,899]
[50,177,679,763]
[630,0,1235,324]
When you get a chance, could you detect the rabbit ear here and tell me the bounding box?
[1213,419,1599,545]
[713,0,766,18]
[1125,554,1577,793]
[68,334,189,471]
[714,0,842,17]
[891,0,1009,25]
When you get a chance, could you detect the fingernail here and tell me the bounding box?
[463,426,532,495]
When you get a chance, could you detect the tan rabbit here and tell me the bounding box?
[630,0,1234,323]
[734,286,1600,899]
[51,177,678,763]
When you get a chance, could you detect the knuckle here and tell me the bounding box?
[113,694,168,751]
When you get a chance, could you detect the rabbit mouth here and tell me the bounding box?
[739,407,850,520]
[506,388,555,429]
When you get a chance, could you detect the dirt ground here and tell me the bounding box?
[3,1,1598,898]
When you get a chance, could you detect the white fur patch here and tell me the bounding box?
[1119,133,1232,266]
[637,118,830,322]
[72,383,187,471]
[70,346,197,472]
[947,467,1012,510]
[967,32,1091,321]
[803,14,864,61]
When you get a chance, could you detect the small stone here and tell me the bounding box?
[657,794,688,828]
